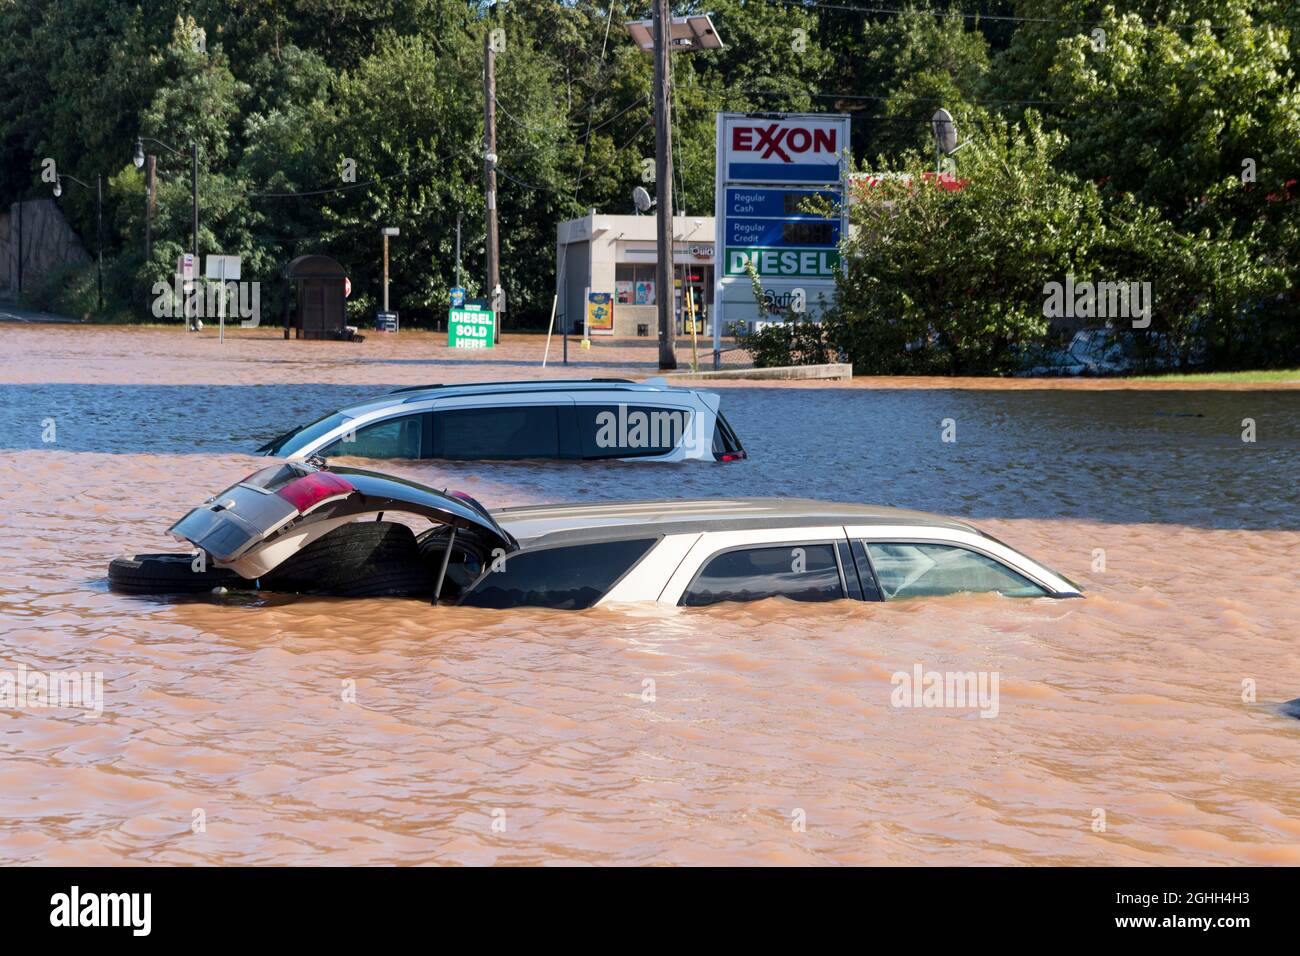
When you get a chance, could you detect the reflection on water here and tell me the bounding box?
[0,325,1297,864]
[1,384,1295,528]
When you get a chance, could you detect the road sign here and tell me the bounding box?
[178,253,195,280]
[344,277,351,298]
[448,307,495,349]
[204,254,241,280]
[449,287,465,308]
[376,311,399,333]
[204,254,242,342]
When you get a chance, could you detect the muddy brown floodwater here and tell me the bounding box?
[0,326,1297,865]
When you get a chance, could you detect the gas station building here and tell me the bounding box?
[554,211,716,338]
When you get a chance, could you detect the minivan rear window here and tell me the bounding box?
[459,538,656,609]
[576,404,693,459]
[711,412,744,457]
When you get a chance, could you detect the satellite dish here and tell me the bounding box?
[931,108,958,155]
[632,186,654,213]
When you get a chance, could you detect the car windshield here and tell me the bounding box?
[259,412,351,457]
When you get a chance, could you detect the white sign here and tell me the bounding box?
[177,253,195,280]
[205,254,241,281]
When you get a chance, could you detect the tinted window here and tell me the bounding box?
[436,405,560,460]
[322,415,424,459]
[711,412,744,457]
[460,538,656,610]
[577,404,693,459]
[682,544,844,607]
[865,543,1046,599]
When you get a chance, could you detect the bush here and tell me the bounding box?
[743,318,834,368]
[20,262,99,319]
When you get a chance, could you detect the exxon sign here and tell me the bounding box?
[722,114,848,184]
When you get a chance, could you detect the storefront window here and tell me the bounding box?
[616,265,656,305]
[618,263,716,307]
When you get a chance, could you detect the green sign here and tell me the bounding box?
[448,306,495,349]
[725,247,840,278]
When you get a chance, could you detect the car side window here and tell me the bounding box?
[576,404,693,459]
[434,405,561,460]
[322,414,424,459]
[681,543,844,607]
[459,538,657,610]
[864,542,1046,599]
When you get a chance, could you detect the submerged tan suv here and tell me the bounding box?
[110,461,1082,608]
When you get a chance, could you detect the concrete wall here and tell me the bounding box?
[0,199,91,297]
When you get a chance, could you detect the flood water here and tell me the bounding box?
[1,327,1297,865]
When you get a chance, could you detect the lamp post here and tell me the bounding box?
[53,172,103,311]
[626,13,723,371]
[134,136,199,274]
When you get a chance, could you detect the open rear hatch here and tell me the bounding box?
[168,461,517,579]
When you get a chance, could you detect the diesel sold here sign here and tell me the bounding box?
[720,114,847,184]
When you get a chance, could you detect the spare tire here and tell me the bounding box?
[108,553,253,595]
[262,520,429,596]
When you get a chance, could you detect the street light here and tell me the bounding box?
[625,15,723,51]
[133,135,199,282]
[52,172,103,311]
[627,11,724,371]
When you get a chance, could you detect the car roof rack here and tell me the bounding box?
[389,384,445,393]
[391,377,637,396]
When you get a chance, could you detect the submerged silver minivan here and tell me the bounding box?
[259,378,746,463]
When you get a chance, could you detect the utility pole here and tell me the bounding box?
[145,155,156,261]
[455,211,463,291]
[191,142,199,270]
[483,21,501,343]
[652,0,677,370]
[95,174,103,311]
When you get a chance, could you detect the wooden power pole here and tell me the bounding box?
[483,23,501,342]
[653,0,677,370]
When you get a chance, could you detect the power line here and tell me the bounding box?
[765,0,1232,32]
[247,159,443,199]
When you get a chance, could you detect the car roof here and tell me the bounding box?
[491,497,978,548]
[336,377,700,415]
